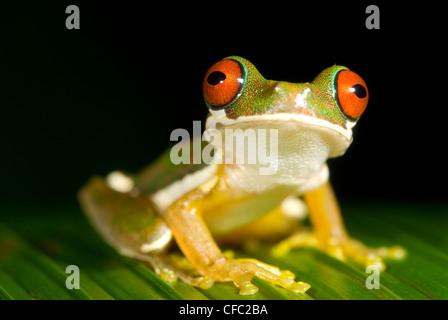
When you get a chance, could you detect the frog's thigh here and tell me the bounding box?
[215,196,307,245]
[79,175,173,255]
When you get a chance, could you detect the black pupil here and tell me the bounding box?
[351,84,367,99]
[207,71,226,85]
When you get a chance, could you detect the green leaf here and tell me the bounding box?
[0,200,447,300]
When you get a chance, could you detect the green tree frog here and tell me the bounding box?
[79,56,405,295]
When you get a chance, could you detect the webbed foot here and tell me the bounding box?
[271,231,406,270]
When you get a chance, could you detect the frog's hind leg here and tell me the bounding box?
[78,172,214,289]
[78,173,172,258]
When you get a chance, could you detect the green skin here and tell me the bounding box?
[211,56,351,129]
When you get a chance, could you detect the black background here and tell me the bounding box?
[0,1,445,207]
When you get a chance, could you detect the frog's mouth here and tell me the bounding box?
[206,112,354,158]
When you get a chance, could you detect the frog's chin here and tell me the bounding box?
[206,112,355,158]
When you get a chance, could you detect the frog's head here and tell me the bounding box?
[203,56,368,158]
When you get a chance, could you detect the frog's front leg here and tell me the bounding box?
[272,181,406,270]
[164,187,310,295]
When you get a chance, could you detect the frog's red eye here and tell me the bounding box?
[335,70,369,120]
[203,59,245,109]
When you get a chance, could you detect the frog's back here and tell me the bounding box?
[134,138,210,195]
